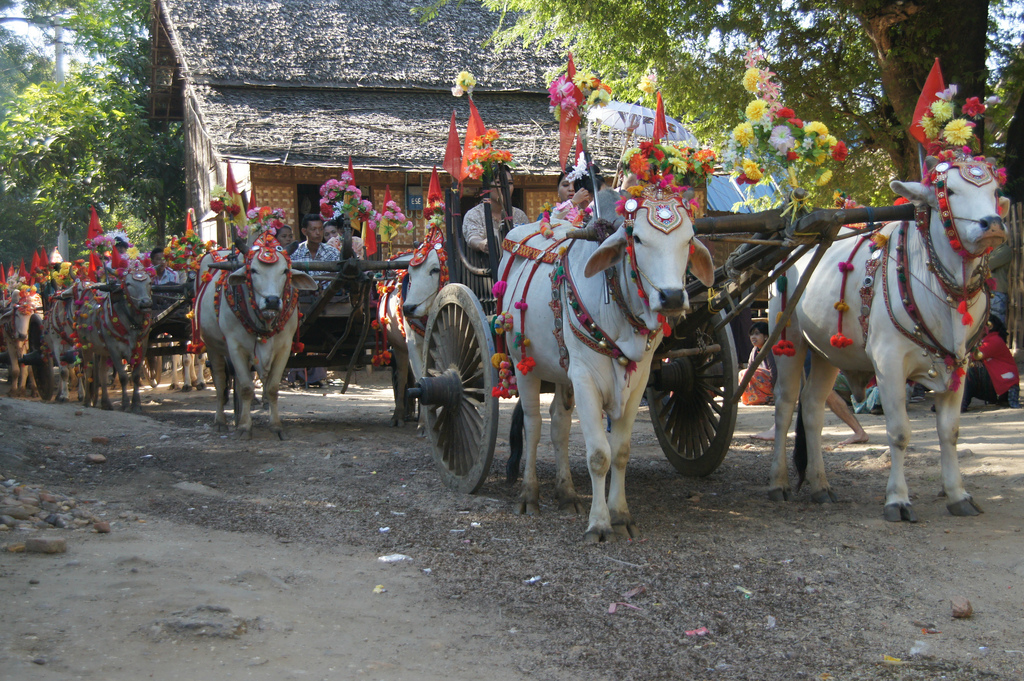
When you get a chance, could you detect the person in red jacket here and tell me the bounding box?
[962,315,1021,411]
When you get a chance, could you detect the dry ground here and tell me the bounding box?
[1,370,1023,680]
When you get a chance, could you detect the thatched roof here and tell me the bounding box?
[192,84,565,171]
[157,0,587,172]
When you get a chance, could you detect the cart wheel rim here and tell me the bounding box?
[421,284,498,493]
[647,310,738,477]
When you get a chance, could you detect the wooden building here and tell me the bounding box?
[149,0,579,249]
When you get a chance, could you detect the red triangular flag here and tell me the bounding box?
[19,259,26,281]
[0,264,6,285]
[383,185,393,207]
[110,246,124,270]
[348,157,355,183]
[247,189,257,211]
[427,167,443,206]
[39,249,48,269]
[225,162,239,196]
[87,206,103,240]
[31,250,41,273]
[652,92,668,145]
[910,59,945,145]
[461,99,487,181]
[89,252,102,280]
[442,111,462,179]
[224,163,244,221]
[558,53,584,169]
[574,134,583,165]
[185,209,195,236]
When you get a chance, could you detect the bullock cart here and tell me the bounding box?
[143,274,196,384]
[406,181,916,493]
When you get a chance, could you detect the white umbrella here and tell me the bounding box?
[587,100,698,144]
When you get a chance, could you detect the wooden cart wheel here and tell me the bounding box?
[418,284,498,493]
[29,315,54,402]
[646,310,737,477]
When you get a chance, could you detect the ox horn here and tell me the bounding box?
[924,156,940,172]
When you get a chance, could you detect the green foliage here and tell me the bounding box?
[0,0,183,264]
[418,0,1019,208]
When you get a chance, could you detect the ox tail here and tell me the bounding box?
[506,399,524,485]
[793,398,808,491]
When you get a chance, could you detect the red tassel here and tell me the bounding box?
[772,340,796,357]
[830,333,853,348]
[292,342,305,353]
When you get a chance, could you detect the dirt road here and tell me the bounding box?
[1,375,1022,680]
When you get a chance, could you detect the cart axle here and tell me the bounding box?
[408,369,463,411]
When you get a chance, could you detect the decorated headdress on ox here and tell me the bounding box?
[247,226,290,267]
[109,243,156,282]
[408,224,449,288]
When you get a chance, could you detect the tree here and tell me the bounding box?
[0,0,184,263]
[425,0,1022,204]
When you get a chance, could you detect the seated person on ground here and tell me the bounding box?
[963,315,1021,411]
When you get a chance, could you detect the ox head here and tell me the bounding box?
[228,234,317,320]
[582,188,715,316]
[8,286,38,340]
[891,157,1009,257]
[402,229,448,318]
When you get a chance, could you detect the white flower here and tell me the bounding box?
[769,125,796,153]
[451,85,464,97]
[936,85,958,102]
[985,95,1001,106]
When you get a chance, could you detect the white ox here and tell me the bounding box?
[78,264,155,412]
[769,157,1009,521]
[1,285,43,397]
[377,232,447,426]
[196,233,317,439]
[501,188,715,541]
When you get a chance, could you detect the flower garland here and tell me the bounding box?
[165,230,214,272]
[464,129,515,181]
[246,206,287,237]
[722,48,848,192]
[917,86,1000,158]
[451,70,476,98]
[377,199,413,242]
[319,172,380,232]
[621,142,718,187]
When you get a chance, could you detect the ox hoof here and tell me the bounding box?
[947,497,983,516]
[767,487,792,502]
[389,416,403,428]
[214,422,229,433]
[883,503,917,523]
[583,525,619,543]
[101,401,113,411]
[517,501,541,516]
[236,429,253,441]
[811,488,839,504]
[195,382,207,390]
[130,405,143,415]
[274,429,290,441]
[56,396,67,404]
[169,383,179,390]
[181,385,192,393]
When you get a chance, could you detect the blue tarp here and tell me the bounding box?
[706,174,777,213]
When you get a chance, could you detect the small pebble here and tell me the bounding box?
[90,436,109,445]
[25,537,67,554]
[93,521,111,533]
[29,579,39,584]
[951,596,973,618]
[86,453,106,464]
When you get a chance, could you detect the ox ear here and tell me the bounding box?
[583,227,628,278]
[226,267,247,287]
[688,238,715,287]
[290,271,319,291]
[890,180,931,207]
[999,196,1010,218]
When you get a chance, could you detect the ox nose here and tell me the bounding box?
[979,216,1005,235]
[139,297,153,309]
[659,288,686,311]
[403,303,418,316]
[264,296,281,311]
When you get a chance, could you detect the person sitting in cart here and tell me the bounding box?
[293,214,341,279]
[324,217,365,259]
[276,225,296,255]
[463,166,528,253]
[151,249,180,286]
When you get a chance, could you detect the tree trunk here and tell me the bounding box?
[1004,91,1024,203]
[854,0,990,180]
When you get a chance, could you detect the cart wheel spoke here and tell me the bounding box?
[646,311,738,477]
[421,284,498,493]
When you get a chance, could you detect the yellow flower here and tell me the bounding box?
[742,159,763,182]
[742,68,761,94]
[812,149,828,165]
[816,169,833,186]
[639,74,656,95]
[573,71,599,92]
[822,135,838,148]
[733,122,755,146]
[588,87,611,107]
[745,99,769,122]
[805,121,828,137]
[456,70,476,91]
[942,118,974,146]
[920,114,941,139]
[930,100,953,122]
[127,246,140,260]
